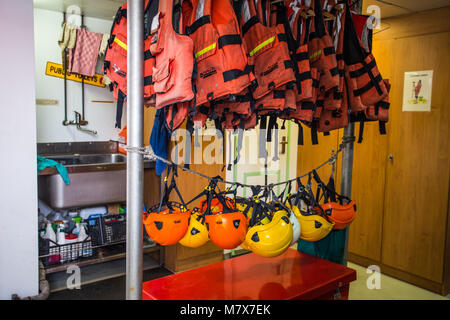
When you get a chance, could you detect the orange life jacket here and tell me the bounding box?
[150,0,195,110]
[291,7,314,102]
[352,78,390,143]
[271,1,313,108]
[321,0,345,111]
[238,0,296,100]
[364,79,390,122]
[103,1,157,128]
[287,3,320,126]
[343,4,388,112]
[181,0,254,107]
[318,81,349,132]
[308,0,340,97]
[212,89,253,118]
[255,89,286,116]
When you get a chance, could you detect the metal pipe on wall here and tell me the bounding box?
[126,0,144,300]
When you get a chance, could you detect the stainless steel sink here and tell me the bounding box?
[38,153,151,210]
[45,153,127,166]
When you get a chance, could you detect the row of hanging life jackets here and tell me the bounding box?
[103,0,390,145]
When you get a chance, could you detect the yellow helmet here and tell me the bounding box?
[178,211,209,248]
[246,210,293,258]
[289,204,334,242]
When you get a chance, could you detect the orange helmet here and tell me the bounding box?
[143,164,190,246]
[205,210,248,249]
[144,202,191,246]
[321,200,357,229]
[311,169,357,230]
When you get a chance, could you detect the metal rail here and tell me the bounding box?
[126,0,144,300]
[340,0,362,266]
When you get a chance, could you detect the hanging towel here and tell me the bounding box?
[69,28,102,77]
[58,22,77,51]
[98,33,110,57]
[37,156,70,185]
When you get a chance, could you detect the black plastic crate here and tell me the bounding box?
[86,214,126,246]
[38,236,96,267]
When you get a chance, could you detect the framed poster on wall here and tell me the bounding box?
[402,70,433,112]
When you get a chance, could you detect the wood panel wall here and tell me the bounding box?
[297,6,450,294]
[349,6,450,294]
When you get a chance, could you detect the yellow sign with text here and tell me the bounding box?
[45,61,106,88]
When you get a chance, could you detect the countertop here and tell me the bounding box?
[38,159,156,176]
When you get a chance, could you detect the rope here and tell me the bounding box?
[125,142,345,189]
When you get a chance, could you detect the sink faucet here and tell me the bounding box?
[74,111,97,135]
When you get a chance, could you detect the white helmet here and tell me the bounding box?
[288,209,301,246]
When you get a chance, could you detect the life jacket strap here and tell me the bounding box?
[186,15,211,35]
[217,34,242,49]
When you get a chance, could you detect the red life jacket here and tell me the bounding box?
[318,81,349,132]
[343,4,388,112]
[181,0,254,107]
[321,0,345,111]
[308,0,340,97]
[352,78,390,143]
[103,1,157,128]
[255,89,286,116]
[150,0,195,110]
[238,0,296,100]
[290,8,313,102]
[365,79,390,122]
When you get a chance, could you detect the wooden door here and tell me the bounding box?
[380,32,450,283]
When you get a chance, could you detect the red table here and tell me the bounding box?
[142,249,356,300]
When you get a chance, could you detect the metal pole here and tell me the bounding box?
[340,124,355,265]
[340,0,362,266]
[126,0,144,300]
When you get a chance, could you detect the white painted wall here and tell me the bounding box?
[34,8,126,143]
[0,0,39,299]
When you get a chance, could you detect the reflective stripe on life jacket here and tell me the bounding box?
[182,0,254,107]
[238,0,296,100]
[150,0,195,109]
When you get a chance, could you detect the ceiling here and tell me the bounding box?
[33,0,450,20]
[362,0,450,18]
[33,0,124,20]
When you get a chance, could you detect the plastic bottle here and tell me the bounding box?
[56,224,67,263]
[56,226,66,245]
[72,222,81,235]
[44,222,57,243]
